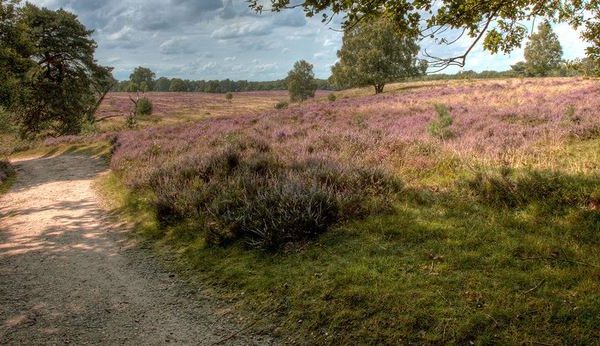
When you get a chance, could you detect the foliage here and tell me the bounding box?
[427,104,454,139]
[225,92,233,101]
[251,0,600,69]
[129,66,155,92]
[328,93,337,102]
[113,76,333,93]
[135,141,402,250]
[169,78,187,92]
[286,60,318,102]
[331,17,422,94]
[0,160,13,187]
[522,21,563,77]
[136,97,153,116]
[0,1,113,138]
[274,101,289,109]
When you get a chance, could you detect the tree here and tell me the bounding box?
[1,1,113,137]
[154,77,171,92]
[251,0,600,70]
[331,17,422,94]
[129,66,155,92]
[522,21,563,77]
[169,78,187,92]
[510,62,528,77]
[286,60,317,102]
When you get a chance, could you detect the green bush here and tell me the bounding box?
[150,142,402,250]
[328,93,337,102]
[275,101,289,110]
[0,160,13,185]
[136,97,153,116]
[225,92,233,101]
[428,104,453,139]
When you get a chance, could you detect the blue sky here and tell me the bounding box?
[30,0,590,81]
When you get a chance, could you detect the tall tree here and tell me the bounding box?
[286,60,317,102]
[129,66,155,92]
[251,0,600,70]
[1,1,113,137]
[331,17,422,94]
[523,21,563,77]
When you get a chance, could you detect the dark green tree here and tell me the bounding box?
[331,17,422,94]
[1,1,113,137]
[286,60,317,102]
[169,78,187,92]
[154,77,171,92]
[523,21,563,77]
[129,66,155,92]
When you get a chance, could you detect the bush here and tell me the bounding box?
[275,101,289,110]
[0,161,13,185]
[136,97,153,116]
[225,92,233,101]
[328,93,337,102]
[150,141,402,250]
[428,104,453,139]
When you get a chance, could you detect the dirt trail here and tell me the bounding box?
[0,154,272,345]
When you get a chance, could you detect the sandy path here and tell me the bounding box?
[0,154,272,345]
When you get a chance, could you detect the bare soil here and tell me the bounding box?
[0,154,273,345]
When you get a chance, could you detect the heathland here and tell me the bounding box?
[24,77,596,344]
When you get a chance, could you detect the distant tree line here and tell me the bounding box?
[112,68,333,93]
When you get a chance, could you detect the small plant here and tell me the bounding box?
[136,97,153,116]
[564,104,581,124]
[428,103,453,139]
[275,101,289,110]
[328,93,337,102]
[225,92,233,101]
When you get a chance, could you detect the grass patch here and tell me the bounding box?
[100,163,600,344]
[0,162,16,195]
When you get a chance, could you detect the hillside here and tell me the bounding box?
[100,78,600,344]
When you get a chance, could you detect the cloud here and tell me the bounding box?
[160,38,197,55]
[211,21,272,39]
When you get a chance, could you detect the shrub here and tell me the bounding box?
[0,161,13,185]
[427,104,453,139]
[136,97,153,116]
[328,93,337,102]
[564,104,581,124]
[225,92,233,101]
[149,141,402,250]
[275,101,289,110]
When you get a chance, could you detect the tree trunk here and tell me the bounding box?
[374,84,385,94]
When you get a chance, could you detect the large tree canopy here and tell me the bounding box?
[0,0,113,137]
[331,17,423,94]
[250,0,600,70]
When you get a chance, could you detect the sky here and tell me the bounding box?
[30,0,591,81]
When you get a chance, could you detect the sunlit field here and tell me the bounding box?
[95,90,329,131]
[99,77,600,344]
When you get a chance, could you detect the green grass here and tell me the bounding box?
[98,137,600,345]
[0,168,16,195]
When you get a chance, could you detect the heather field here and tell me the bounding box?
[100,78,600,344]
[95,90,328,131]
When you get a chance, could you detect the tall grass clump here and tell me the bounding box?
[464,169,600,210]
[428,103,453,139]
[141,140,402,250]
[274,101,288,110]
